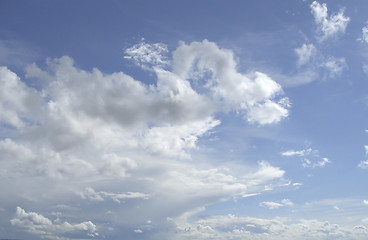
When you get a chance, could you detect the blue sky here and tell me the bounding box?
[1,0,368,239]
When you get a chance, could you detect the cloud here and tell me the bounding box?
[281,148,314,157]
[358,160,368,169]
[99,153,138,178]
[302,157,331,168]
[282,147,331,168]
[0,40,291,239]
[173,214,361,240]
[358,145,368,169]
[0,138,94,180]
[310,1,350,42]
[260,199,294,210]
[321,57,346,79]
[124,40,169,70]
[259,201,283,210]
[79,187,149,203]
[142,117,220,159]
[295,44,316,66]
[10,207,98,240]
[246,99,289,125]
[358,22,368,44]
[0,66,41,128]
[171,40,289,125]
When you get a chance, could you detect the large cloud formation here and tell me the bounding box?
[0,40,292,239]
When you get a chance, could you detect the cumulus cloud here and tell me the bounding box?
[10,207,98,239]
[99,153,138,178]
[310,1,350,42]
[143,117,220,159]
[171,40,289,125]
[0,40,291,239]
[0,66,41,128]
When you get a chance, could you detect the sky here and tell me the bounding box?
[1,0,368,239]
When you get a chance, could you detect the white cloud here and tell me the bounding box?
[295,43,316,66]
[246,99,289,125]
[322,57,346,79]
[359,143,368,169]
[173,214,361,240]
[358,22,368,44]
[363,200,368,205]
[281,148,313,157]
[260,199,294,210]
[20,40,288,159]
[282,147,330,168]
[259,201,283,209]
[358,160,368,169]
[0,66,41,128]
[310,1,350,42]
[142,117,220,159]
[124,41,169,70]
[0,40,292,239]
[281,199,295,207]
[79,187,149,203]
[171,40,289,125]
[10,207,98,239]
[302,157,331,168]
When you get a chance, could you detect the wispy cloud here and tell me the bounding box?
[282,147,331,168]
[79,187,149,203]
[259,199,294,210]
[295,43,316,67]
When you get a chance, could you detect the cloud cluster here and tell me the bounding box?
[287,1,349,86]
[10,207,98,240]
[282,147,331,168]
[310,1,350,42]
[173,214,366,240]
[0,40,291,240]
